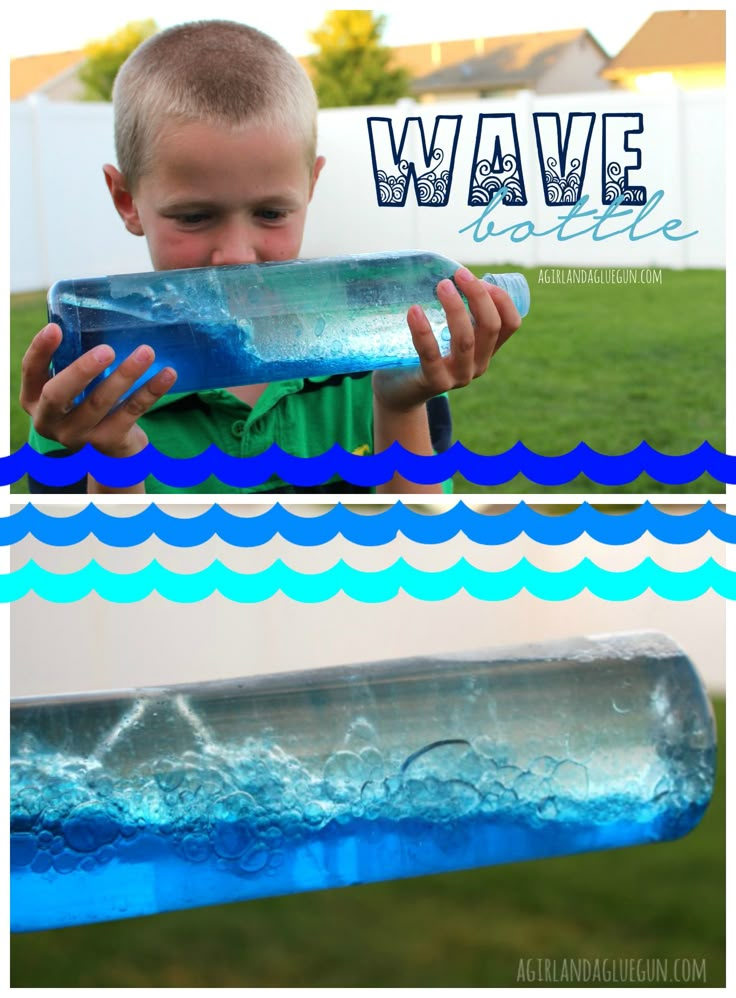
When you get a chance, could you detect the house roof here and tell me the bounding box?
[10,50,84,100]
[411,28,603,94]
[603,10,725,75]
[390,38,501,77]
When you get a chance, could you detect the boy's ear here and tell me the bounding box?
[309,156,326,200]
[103,164,144,236]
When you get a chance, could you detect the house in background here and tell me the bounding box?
[12,11,726,104]
[601,10,725,91]
[10,50,86,101]
[10,28,613,104]
[409,29,611,101]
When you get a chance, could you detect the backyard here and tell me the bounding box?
[11,697,725,987]
[9,266,725,494]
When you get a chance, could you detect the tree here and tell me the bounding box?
[78,20,158,102]
[308,10,411,108]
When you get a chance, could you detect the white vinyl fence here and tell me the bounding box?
[11,88,725,293]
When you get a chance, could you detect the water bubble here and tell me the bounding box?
[383,776,402,799]
[199,779,227,802]
[17,787,41,809]
[496,765,523,788]
[443,780,482,817]
[514,771,542,800]
[478,775,505,798]
[181,834,210,863]
[359,747,385,780]
[239,847,269,874]
[551,760,589,800]
[52,851,79,875]
[479,794,501,817]
[41,806,66,829]
[323,751,369,801]
[212,822,254,860]
[537,796,559,820]
[10,833,37,867]
[277,809,303,837]
[154,760,185,793]
[335,809,356,825]
[49,836,65,855]
[360,780,388,821]
[530,755,558,777]
[261,824,284,847]
[401,739,471,782]
[209,791,258,858]
[31,852,53,874]
[139,787,170,824]
[304,800,331,827]
[89,775,114,797]
[64,803,119,853]
[403,776,480,820]
[404,776,440,808]
[497,788,519,810]
[10,807,33,833]
[458,750,484,784]
[344,718,378,753]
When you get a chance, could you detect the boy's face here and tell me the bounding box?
[105,119,324,271]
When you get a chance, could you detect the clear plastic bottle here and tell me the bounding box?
[47,251,530,399]
[10,632,715,932]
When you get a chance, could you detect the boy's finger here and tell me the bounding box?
[94,367,177,444]
[407,304,449,390]
[34,343,116,426]
[485,284,522,351]
[454,268,501,366]
[73,345,159,425]
[19,325,63,410]
[437,279,475,382]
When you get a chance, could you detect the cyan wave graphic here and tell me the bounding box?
[4,441,735,488]
[0,501,732,548]
[2,559,734,603]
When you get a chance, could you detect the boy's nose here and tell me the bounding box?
[210,225,260,266]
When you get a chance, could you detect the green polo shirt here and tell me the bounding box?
[28,373,376,494]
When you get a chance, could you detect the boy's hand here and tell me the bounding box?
[20,323,177,458]
[372,267,521,413]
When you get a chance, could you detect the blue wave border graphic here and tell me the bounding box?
[2,559,734,603]
[1,501,732,548]
[4,441,735,488]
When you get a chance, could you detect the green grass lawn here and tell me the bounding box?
[10,266,725,494]
[10,697,725,987]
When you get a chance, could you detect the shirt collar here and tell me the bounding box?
[147,377,336,415]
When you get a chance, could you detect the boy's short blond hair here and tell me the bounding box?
[113,20,318,191]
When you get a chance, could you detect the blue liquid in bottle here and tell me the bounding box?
[47,251,530,400]
[10,632,715,932]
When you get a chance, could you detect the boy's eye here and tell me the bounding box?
[257,209,288,221]
[177,213,211,225]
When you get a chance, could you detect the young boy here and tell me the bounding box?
[20,20,521,494]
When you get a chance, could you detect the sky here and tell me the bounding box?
[5,2,709,61]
